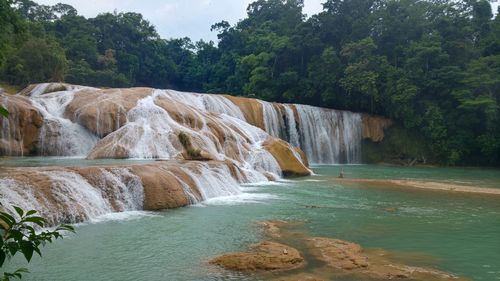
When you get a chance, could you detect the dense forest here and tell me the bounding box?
[0,0,499,166]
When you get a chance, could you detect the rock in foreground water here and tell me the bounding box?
[210,241,305,272]
[306,237,468,280]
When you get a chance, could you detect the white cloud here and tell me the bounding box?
[32,0,500,41]
[34,0,324,41]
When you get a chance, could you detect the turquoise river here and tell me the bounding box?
[5,164,500,281]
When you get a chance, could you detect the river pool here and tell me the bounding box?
[7,165,500,281]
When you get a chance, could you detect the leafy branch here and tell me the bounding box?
[0,207,75,280]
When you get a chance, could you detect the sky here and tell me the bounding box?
[34,0,324,42]
[34,0,500,42]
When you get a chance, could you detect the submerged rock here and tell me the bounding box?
[306,237,468,280]
[210,241,306,272]
[306,238,369,270]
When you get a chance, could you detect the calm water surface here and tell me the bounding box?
[7,164,500,281]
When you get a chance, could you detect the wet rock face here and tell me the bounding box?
[223,95,266,130]
[65,88,152,137]
[0,161,243,226]
[210,241,306,272]
[263,138,311,177]
[0,94,43,155]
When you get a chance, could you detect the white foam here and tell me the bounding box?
[87,211,159,224]
[200,192,279,206]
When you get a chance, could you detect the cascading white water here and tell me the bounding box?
[0,178,46,218]
[260,101,286,139]
[2,84,371,227]
[180,163,242,200]
[92,90,283,179]
[283,105,300,148]
[0,168,144,224]
[116,91,184,159]
[164,90,246,120]
[257,102,362,164]
[91,168,145,211]
[27,85,99,156]
[294,105,362,164]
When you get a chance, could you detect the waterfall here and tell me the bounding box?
[260,101,283,139]
[283,105,300,148]
[29,88,99,156]
[0,168,144,224]
[180,163,242,200]
[112,91,185,159]
[295,105,362,164]
[91,90,283,181]
[257,102,362,164]
[164,90,246,120]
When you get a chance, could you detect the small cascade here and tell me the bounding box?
[29,88,99,156]
[283,105,300,148]
[115,91,183,159]
[0,168,144,225]
[0,178,45,218]
[260,101,286,139]
[295,105,362,164]
[91,168,145,211]
[164,90,246,120]
[247,149,282,180]
[180,163,242,200]
[168,172,200,204]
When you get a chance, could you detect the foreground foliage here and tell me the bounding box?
[0,207,74,280]
[0,0,499,165]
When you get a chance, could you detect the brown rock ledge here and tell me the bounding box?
[263,138,311,177]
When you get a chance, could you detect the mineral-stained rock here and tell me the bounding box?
[65,88,152,137]
[0,94,43,155]
[263,138,311,176]
[0,161,248,225]
[210,241,306,272]
[223,95,266,130]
